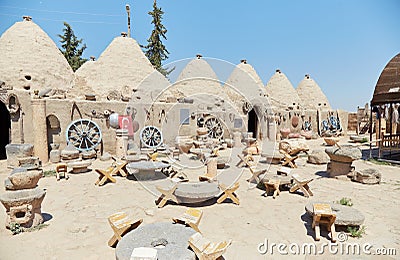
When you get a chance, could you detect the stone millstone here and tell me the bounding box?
[307,150,329,165]
[5,168,42,190]
[116,222,196,260]
[18,156,41,169]
[61,143,80,160]
[325,145,362,163]
[174,182,220,204]
[305,202,365,226]
[81,149,97,160]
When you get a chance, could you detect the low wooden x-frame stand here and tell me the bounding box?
[156,184,178,208]
[217,182,240,205]
[280,150,298,168]
[290,174,314,197]
[95,168,117,186]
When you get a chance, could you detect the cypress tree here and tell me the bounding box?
[58,22,87,72]
[143,0,172,76]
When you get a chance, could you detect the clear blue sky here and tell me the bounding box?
[0,0,399,112]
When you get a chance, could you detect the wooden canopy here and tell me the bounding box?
[371,53,400,105]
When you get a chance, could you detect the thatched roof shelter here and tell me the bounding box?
[0,18,74,91]
[296,74,331,109]
[371,53,400,105]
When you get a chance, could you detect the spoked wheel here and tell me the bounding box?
[140,125,163,149]
[204,116,224,139]
[65,119,102,151]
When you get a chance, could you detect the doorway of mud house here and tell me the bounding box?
[0,101,11,159]
[247,108,258,138]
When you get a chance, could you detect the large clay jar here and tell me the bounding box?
[280,128,291,139]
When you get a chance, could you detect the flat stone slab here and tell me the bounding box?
[175,182,220,204]
[325,145,362,163]
[67,161,92,173]
[350,135,368,143]
[127,161,170,171]
[350,168,381,185]
[116,222,196,260]
[261,174,293,186]
[262,153,284,164]
[305,202,365,226]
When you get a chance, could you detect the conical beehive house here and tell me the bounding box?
[0,18,74,91]
[225,60,266,100]
[296,74,331,109]
[265,69,302,109]
[166,55,225,101]
[73,35,169,102]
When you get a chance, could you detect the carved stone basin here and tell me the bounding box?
[4,168,42,190]
[0,187,46,228]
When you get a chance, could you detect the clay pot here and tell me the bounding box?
[280,128,291,139]
[196,127,208,136]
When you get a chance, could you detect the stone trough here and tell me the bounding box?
[0,187,46,228]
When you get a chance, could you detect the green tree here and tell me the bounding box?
[58,22,87,72]
[142,0,172,76]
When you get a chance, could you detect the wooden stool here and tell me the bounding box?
[56,163,68,181]
[107,212,143,247]
[217,182,240,205]
[264,179,281,199]
[312,203,336,242]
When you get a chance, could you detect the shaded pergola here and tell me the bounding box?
[369,53,400,160]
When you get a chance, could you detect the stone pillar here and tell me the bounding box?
[233,132,242,148]
[268,120,276,142]
[31,99,48,163]
[115,129,128,159]
[206,157,217,176]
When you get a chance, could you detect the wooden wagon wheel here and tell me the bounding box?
[204,116,224,139]
[140,125,163,149]
[66,119,102,151]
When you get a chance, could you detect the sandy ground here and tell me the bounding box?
[0,136,399,260]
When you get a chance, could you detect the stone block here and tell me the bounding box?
[5,144,34,168]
